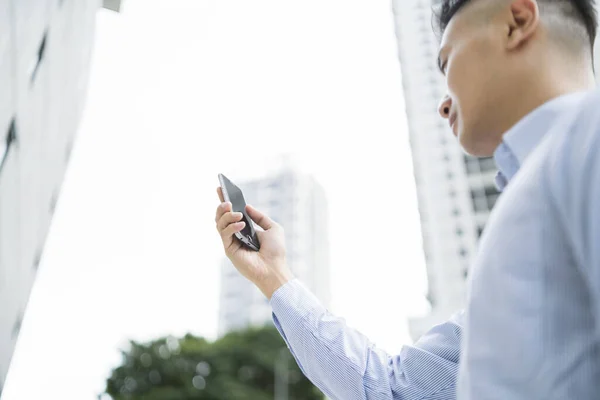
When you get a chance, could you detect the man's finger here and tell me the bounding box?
[246,205,273,230]
[221,221,246,248]
[217,211,244,232]
[220,225,234,249]
[217,187,225,203]
[215,200,232,224]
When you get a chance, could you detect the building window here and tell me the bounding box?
[33,250,42,270]
[477,157,496,172]
[486,193,499,208]
[452,207,461,216]
[470,190,489,212]
[476,225,485,238]
[1,119,16,172]
[12,313,22,339]
[464,155,497,175]
[484,185,500,209]
[459,247,468,258]
[446,171,454,180]
[463,155,479,174]
[463,268,469,279]
[49,191,58,214]
[30,32,48,83]
[467,162,479,174]
[455,227,463,236]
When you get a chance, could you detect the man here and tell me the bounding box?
[215,0,600,398]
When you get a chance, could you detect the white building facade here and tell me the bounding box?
[0,0,119,390]
[218,168,330,336]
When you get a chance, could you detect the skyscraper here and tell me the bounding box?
[391,0,501,340]
[218,168,330,336]
[0,0,118,390]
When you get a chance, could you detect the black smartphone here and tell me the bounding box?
[218,173,260,251]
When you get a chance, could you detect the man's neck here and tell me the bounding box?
[501,68,594,138]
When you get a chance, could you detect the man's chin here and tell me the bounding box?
[458,133,495,158]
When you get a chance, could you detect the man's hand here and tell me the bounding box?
[215,187,294,299]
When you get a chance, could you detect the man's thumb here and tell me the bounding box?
[246,205,274,230]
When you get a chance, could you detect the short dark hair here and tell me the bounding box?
[432,0,598,53]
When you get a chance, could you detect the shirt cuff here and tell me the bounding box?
[270,278,327,330]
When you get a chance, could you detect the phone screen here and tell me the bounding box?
[219,174,259,248]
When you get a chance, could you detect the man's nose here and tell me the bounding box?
[438,95,452,119]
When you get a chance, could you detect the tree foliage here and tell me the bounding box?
[104,325,323,400]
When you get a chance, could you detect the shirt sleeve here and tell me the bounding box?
[270,279,461,400]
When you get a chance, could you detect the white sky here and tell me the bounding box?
[3,1,428,398]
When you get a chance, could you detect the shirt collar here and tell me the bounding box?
[493,91,588,191]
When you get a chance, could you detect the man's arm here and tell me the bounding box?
[214,191,460,399]
[271,279,461,400]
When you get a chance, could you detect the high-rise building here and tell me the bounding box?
[0,0,120,390]
[218,168,330,336]
[391,0,501,341]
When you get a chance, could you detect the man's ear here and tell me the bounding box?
[506,0,540,50]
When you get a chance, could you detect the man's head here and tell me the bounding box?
[435,0,597,156]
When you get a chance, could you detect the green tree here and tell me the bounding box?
[104,325,323,400]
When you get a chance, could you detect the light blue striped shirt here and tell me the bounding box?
[271,88,600,399]
[459,89,600,399]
